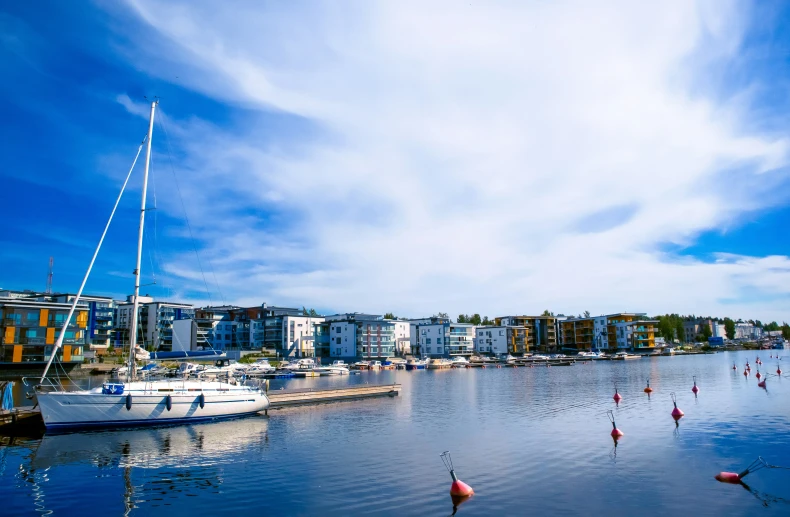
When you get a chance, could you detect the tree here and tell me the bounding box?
[700,321,712,341]
[583,310,590,318]
[302,306,309,316]
[434,312,449,319]
[541,310,555,317]
[723,318,736,340]
[303,307,319,317]
[469,314,482,325]
[675,320,685,343]
[764,321,780,331]
[782,323,790,340]
[481,316,492,326]
[457,314,468,323]
[383,312,396,320]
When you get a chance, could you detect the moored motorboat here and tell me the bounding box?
[405,358,426,370]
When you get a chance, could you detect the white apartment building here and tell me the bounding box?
[319,314,396,359]
[418,322,475,358]
[391,320,411,355]
[114,296,194,351]
[278,315,324,358]
[409,317,450,356]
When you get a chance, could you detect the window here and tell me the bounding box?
[336,337,341,344]
[499,330,504,336]
[336,327,341,334]
[426,338,432,344]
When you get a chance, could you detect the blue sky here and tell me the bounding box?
[1,0,790,322]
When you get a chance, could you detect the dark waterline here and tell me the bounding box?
[2,350,790,516]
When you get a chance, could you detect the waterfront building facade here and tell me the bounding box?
[45,294,115,352]
[0,299,86,366]
[317,314,396,360]
[559,313,657,351]
[496,316,557,353]
[475,326,529,356]
[418,322,475,358]
[391,320,411,355]
[409,316,451,356]
[114,296,194,351]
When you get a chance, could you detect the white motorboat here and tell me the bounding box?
[427,358,452,369]
[315,360,350,375]
[284,358,317,371]
[34,101,268,430]
[450,356,470,367]
[247,358,276,374]
[613,352,642,360]
[199,359,249,378]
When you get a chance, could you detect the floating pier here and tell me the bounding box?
[267,383,401,409]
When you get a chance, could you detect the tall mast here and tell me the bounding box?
[129,100,157,381]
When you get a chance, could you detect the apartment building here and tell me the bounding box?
[496,316,558,353]
[417,321,475,358]
[475,326,529,356]
[114,296,194,351]
[315,313,396,360]
[560,313,657,351]
[0,298,86,367]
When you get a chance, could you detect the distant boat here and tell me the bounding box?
[613,352,641,360]
[34,101,269,430]
[405,358,426,370]
[315,360,350,376]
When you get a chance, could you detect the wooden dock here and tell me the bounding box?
[267,383,401,409]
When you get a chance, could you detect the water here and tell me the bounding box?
[2,350,789,516]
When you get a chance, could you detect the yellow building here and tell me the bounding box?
[0,299,87,367]
[559,313,657,351]
[495,316,557,353]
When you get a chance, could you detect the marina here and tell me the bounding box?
[1,350,788,516]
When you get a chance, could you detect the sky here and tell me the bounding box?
[1,0,790,322]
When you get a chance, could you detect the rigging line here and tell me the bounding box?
[156,111,217,306]
[40,136,147,382]
[149,150,171,301]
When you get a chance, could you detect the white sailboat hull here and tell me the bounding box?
[37,381,269,430]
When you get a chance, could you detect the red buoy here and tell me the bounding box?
[608,410,623,438]
[670,392,684,419]
[715,472,742,484]
[613,387,622,402]
[732,363,737,370]
[441,452,474,498]
[758,379,766,389]
[777,366,782,375]
[743,370,749,376]
[644,379,653,393]
[691,376,699,394]
[756,371,761,380]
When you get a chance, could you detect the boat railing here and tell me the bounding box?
[23,377,84,392]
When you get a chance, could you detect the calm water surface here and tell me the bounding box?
[2,350,790,516]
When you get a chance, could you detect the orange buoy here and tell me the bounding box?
[644,379,653,393]
[441,451,474,497]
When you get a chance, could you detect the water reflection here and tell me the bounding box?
[20,417,269,516]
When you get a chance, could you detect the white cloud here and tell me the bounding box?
[103,0,790,321]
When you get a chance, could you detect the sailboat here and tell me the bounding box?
[34,101,269,430]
